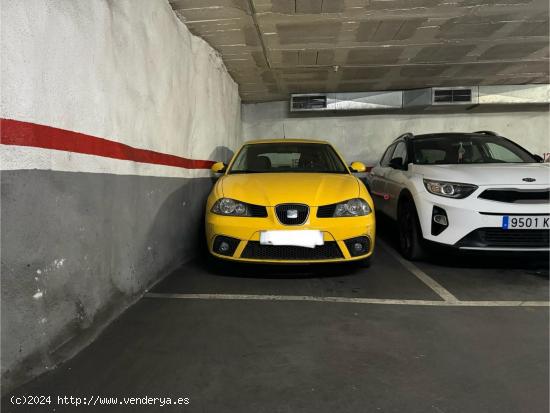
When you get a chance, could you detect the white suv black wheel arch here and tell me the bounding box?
[397,191,426,261]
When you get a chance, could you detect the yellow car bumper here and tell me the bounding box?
[205,207,375,264]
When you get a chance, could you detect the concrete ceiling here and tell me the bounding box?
[170,0,550,103]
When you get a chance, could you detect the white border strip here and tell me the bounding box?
[0,145,212,178]
[377,239,460,303]
[144,293,550,307]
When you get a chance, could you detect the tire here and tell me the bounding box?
[398,197,426,261]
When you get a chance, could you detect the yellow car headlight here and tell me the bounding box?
[334,198,371,217]
[211,198,252,216]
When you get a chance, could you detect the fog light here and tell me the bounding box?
[433,214,448,226]
[431,206,449,236]
[213,236,240,256]
[344,236,370,257]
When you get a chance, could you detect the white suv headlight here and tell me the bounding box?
[423,179,478,199]
[211,198,251,216]
[333,198,371,217]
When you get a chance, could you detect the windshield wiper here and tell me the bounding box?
[228,170,263,174]
[229,169,347,174]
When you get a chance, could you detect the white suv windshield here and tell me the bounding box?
[412,135,537,165]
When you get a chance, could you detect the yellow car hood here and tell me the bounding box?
[219,173,360,206]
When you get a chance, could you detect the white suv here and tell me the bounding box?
[368,131,549,260]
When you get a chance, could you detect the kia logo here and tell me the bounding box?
[287,209,298,219]
[522,177,536,182]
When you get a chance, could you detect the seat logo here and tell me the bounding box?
[287,209,298,219]
[522,177,536,182]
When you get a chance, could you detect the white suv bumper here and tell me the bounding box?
[413,186,550,251]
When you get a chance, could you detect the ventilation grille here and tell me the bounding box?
[317,204,337,218]
[433,88,473,104]
[480,229,549,248]
[478,189,550,204]
[457,228,550,248]
[241,241,344,260]
[291,94,327,111]
[275,204,309,225]
[248,204,269,217]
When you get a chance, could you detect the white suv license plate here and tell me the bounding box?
[502,215,549,230]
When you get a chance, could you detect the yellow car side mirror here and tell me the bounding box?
[211,162,226,174]
[350,161,366,173]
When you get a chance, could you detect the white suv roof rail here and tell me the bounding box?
[393,132,414,142]
[473,130,499,136]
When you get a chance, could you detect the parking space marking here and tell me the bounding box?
[377,239,459,303]
[144,292,549,307]
[149,240,549,307]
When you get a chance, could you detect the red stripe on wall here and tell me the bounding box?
[0,118,215,169]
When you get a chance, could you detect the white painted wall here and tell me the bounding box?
[242,101,550,166]
[1,0,241,173]
[1,0,242,392]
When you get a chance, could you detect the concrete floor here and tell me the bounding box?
[3,224,549,413]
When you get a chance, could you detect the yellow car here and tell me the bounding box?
[205,139,376,265]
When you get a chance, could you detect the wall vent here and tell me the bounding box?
[289,84,547,113]
[433,88,472,104]
[431,87,478,105]
[403,86,479,107]
[290,92,403,112]
[291,94,327,111]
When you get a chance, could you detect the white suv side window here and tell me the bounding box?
[391,142,407,166]
[380,144,395,167]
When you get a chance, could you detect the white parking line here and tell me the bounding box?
[145,239,549,308]
[144,292,550,307]
[377,239,459,303]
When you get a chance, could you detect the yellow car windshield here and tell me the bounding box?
[229,143,348,174]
